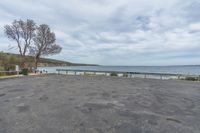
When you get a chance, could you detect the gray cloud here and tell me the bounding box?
[0,0,200,65]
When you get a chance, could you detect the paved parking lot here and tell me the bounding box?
[0,75,200,133]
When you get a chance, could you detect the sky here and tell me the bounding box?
[0,0,200,66]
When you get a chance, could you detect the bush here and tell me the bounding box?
[0,66,4,71]
[21,68,28,75]
[110,72,118,76]
[185,77,198,81]
[123,73,128,77]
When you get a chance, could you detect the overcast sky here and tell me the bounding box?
[0,0,200,66]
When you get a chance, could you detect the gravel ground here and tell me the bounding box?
[0,74,200,133]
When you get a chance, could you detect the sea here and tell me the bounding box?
[38,65,200,76]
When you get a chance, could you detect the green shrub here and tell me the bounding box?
[110,72,118,76]
[123,73,128,77]
[185,77,198,81]
[21,68,28,75]
[0,66,4,71]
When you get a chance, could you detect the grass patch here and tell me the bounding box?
[0,72,17,77]
[110,72,118,76]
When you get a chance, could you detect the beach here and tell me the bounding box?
[0,75,200,133]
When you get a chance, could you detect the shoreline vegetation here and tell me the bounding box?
[0,52,97,71]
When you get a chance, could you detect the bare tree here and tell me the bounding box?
[4,20,22,55]
[30,24,62,69]
[19,19,36,55]
[4,19,36,56]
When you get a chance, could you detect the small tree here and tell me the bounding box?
[4,19,36,56]
[30,24,62,69]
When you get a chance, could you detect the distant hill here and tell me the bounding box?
[0,52,97,70]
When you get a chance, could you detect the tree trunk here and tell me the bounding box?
[34,57,38,70]
[17,41,23,56]
[19,55,25,69]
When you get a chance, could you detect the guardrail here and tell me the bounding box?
[56,69,200,80]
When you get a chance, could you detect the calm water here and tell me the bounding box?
[38,65,200,75]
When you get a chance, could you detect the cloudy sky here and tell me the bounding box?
[0,0,200,66]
